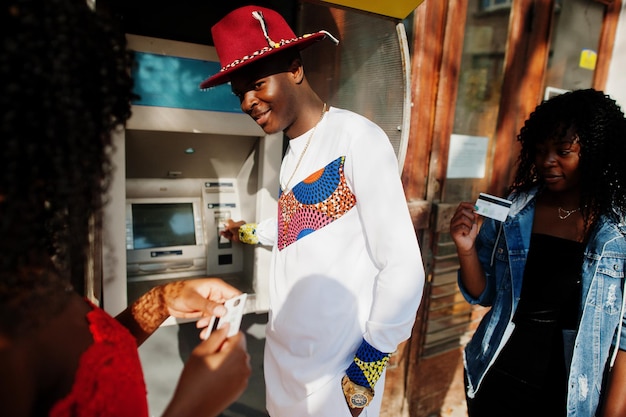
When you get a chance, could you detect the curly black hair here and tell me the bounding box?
[0,0,135,334]
[511,88,626,226]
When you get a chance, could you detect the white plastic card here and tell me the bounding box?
[474,193,512,222]
[205,293,248,339]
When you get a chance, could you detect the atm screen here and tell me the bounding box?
[131,203,196,249]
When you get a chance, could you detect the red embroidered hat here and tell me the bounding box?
[200,5,338,89]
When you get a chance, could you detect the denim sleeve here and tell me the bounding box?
[619,288,626,350]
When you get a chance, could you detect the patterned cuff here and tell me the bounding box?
[238,223,259,245]
[345,339,390,390]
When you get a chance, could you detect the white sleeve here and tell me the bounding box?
[255,217,277,246]
[346,118,425,353]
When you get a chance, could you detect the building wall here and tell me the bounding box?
[606,2,626,108]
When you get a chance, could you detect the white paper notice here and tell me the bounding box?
[446,134,489,179]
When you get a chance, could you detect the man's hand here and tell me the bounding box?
[220,219,246,243]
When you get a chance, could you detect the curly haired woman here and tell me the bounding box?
[0,1,250,416]
[450,89,626,417]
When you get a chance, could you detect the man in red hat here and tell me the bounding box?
[202,5,425,417]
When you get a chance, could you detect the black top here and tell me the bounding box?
[515,233,584,330]
[493,233,585,387]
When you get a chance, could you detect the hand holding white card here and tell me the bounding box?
[204,293,248,339]
[474,193,512,222]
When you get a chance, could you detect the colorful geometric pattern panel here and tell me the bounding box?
[277,156,356,250]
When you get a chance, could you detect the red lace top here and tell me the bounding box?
[49,301,149,417]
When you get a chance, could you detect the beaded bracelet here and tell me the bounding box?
[238,222,259,245]
[345,339,390,390]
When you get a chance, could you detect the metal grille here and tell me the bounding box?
[299,2,410,171]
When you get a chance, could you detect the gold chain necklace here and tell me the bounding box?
[280,103,327,192]
[558,206,580,220]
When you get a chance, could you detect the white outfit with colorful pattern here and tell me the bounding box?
[255,107,424,417]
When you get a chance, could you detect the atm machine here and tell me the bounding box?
[102,34,282,415]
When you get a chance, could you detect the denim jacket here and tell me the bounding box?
[459,187,626,417]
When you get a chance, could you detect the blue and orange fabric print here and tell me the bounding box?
[277,156,356,250]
